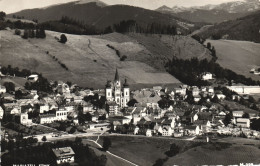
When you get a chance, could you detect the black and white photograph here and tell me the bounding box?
[0,0,260,165]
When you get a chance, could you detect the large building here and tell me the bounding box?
[105,69,130,108]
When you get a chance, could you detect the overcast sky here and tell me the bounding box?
[0,0,245,14]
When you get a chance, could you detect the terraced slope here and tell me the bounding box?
[0,30,212,89]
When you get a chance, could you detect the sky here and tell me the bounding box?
[0,0,245,14]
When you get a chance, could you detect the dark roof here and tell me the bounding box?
[114,68,119,81]
[123,78,129,87]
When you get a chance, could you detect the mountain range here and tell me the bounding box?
[198,10,260,43]
[156,0,260,23]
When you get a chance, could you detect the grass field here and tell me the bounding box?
[97,136,202,166]
[207,39,260,81]
[96,135,260,166]
[0,30,185,89]
[164,144,260,165]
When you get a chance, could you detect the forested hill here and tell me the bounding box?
[198,10,260,43]
[7,1,197,34]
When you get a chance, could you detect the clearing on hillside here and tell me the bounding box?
[206,39,260,81]
[0,30,182,89]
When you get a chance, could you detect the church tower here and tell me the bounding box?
[114,69,121,105]
[123,79,130,107]
[105,68,130,108]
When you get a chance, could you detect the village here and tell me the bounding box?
[1,67,260,144]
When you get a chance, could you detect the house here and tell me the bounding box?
[39,114,56,124]
[173,132,183,137]
[109,116,131,125]
[218,111,226,117]
[161,126,173,136]
[188,111,199,123]
[83,103,95,114]
[20,112,32,126]
[28,74,39,82]
[206,87,214,94]
[146,129,153,137]
[0,106,3,119]
[194,95,201,102]
[191,86,200,96]
[183,125,200,136]
[215,91,226,100]
[40,104,50,113]
[52,147,75,165]
[56,108,69,121]
[174,87,186,96]
[106,101,119,116]
[0,85,6,94]
[57,83,70,94]
[236,118,250,128]
[87,122,110,130]
[194,120,211,133]
[232,111,244,118]
[201,72,213,80]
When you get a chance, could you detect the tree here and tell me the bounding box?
[15,29,21,35]
[223,112,233,126]
[60,34,67,44]
[39,27,46,38]
[42,136,47,142]
[242,112,250,118]
[165,143,180,157]
[206,42,211,49]
[127,99,138,107]
[22,29,29,39]
[0,11,6,21]
[3,82,15,93]
[69,127,76,134]
[102,137,111,151]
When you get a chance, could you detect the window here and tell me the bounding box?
[108,92,110,96]
[117,98,119,103]
[126,91,128,96]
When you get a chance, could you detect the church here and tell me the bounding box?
[105,69,130,108]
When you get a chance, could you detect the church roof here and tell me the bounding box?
[114,68,120,81]
[123,78,129,87]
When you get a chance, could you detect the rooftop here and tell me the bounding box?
[52,147,75,158]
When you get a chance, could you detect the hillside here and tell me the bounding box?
[206,39,260,81]
[7,1,195,33]
[0,30,212,89]
[198,10,260,43]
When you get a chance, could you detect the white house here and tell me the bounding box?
[236,118,250,128]
[20,112,32,126]
[0,85,6,94]
[146,129,153,137]
[0,106,4,119]
[56,108,69,121]
[232,111,244,118]
[201,72,213,80]
[28,74,39,82]
[40,104,50,113]
[216,93,226,100]
[161,126,173,136]
[39,114,56,124]
[184,125,200,136]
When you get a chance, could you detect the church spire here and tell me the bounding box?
[114,68,119,81]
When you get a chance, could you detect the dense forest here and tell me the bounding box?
[166,58,260,87]
[1,138,107,166]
